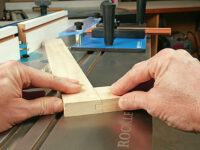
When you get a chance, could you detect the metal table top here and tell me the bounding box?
[0,36,199,150]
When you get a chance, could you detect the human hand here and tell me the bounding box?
[0,61,81,132]
[111,49,200,132]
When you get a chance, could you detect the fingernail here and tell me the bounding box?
[70,78,80,84]
[110,86,115,94]
[110,84,117,92]
[71,84,82,92]
[73,83,81,89]
[54,100,63,112]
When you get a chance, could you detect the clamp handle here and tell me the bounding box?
[101,1,116,46]
[136,0,146,26]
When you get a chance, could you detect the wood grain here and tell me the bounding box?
[45,39,121,117]
[146,14,160,56]
[86,27,171,35]
[45,39,100,117]
[95,86,121,113]
[33,7,63,12]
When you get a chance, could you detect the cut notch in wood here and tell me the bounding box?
[45,39,121,117]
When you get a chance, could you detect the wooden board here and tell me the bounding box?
[95,86,121,113]
[18,11,69,53]
[33,7,63,12]
[0,37,20,63]
[146,14,160,56]
[45,39,121,117]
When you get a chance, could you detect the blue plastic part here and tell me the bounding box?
[59,17,101,37]
[19,43,28,57]
[19,52,43,62]
[19,43,27,49]
[20,50,27,55]
[72,34,146,50]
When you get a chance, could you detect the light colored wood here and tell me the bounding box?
[118,27,171,35]
[45,38,101,117]
[86,27,171,35]
[0,37,20,63]
[0,26,18,39]
[146,14,160,56]
[33,7,63,12]
[95,86,121,113]
[45,39,121,117]
[0,35,15,43]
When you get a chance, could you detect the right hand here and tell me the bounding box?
[111,49,200,132]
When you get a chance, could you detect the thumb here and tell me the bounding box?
[26,97,63,117]
[119,91,148,110]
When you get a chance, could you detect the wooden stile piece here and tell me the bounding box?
[45,39,121,117]
[94,86,121,113]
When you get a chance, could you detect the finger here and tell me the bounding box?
[111,49,176,96]
[22,64,81,94]
[176,49,191,57]
[118,91,148,110]
[111,61,151,95]
[24,96,63,118]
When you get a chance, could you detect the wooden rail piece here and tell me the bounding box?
[33,7,63,12]
[18,11,68,53]
[86,27,171,35]
[118,27,171,35]
[95,86,121,113]
[45,39,121,117]
[0,35,15,43]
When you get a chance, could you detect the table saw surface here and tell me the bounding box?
[0,36,200,150]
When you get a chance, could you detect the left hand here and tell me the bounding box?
[0,61,81,132]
